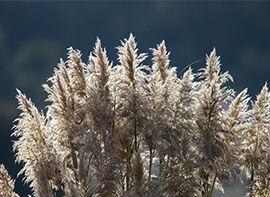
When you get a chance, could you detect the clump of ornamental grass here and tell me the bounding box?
[240,83,270,197]
[1,34,269,197]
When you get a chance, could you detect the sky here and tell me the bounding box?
[0,1,270,196]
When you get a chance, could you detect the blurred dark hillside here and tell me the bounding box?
[0,2,269,196]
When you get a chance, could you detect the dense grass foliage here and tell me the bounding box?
[1,34,270,197]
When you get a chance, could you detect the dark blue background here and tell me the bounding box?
[0,2,269,196]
